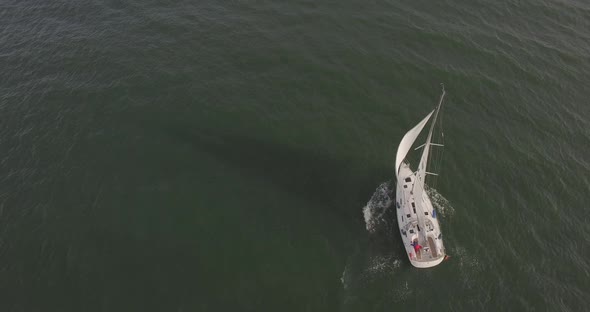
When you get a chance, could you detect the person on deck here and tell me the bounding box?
[411,241,423,255]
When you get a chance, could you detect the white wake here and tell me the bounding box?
[362,182,393,233]
[426,186,455,218]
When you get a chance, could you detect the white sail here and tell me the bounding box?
[395,111,434,178]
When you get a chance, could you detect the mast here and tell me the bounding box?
[417,84,445,181]
[413,85,446,244]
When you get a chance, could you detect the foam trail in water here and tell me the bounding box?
[426,186,455,218]
[364,254,402,276]
[360,254,411,303]
[340,263,348,289]
[450,245,483,292]
[362,182,393,233]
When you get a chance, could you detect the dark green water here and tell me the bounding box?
[1,0,590,311]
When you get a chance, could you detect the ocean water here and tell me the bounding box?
[1,0,589,311]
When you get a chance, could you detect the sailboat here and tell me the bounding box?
[395,85,446,268]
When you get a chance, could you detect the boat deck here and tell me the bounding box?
[397,163,445,267]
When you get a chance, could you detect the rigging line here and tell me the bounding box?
[438,101,446,190]
[432,89,445,191]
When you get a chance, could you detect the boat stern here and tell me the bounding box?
[409,255,445,268]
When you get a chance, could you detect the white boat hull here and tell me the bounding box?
[396,163,445,268]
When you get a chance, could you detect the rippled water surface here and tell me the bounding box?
[1,0,589,311]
